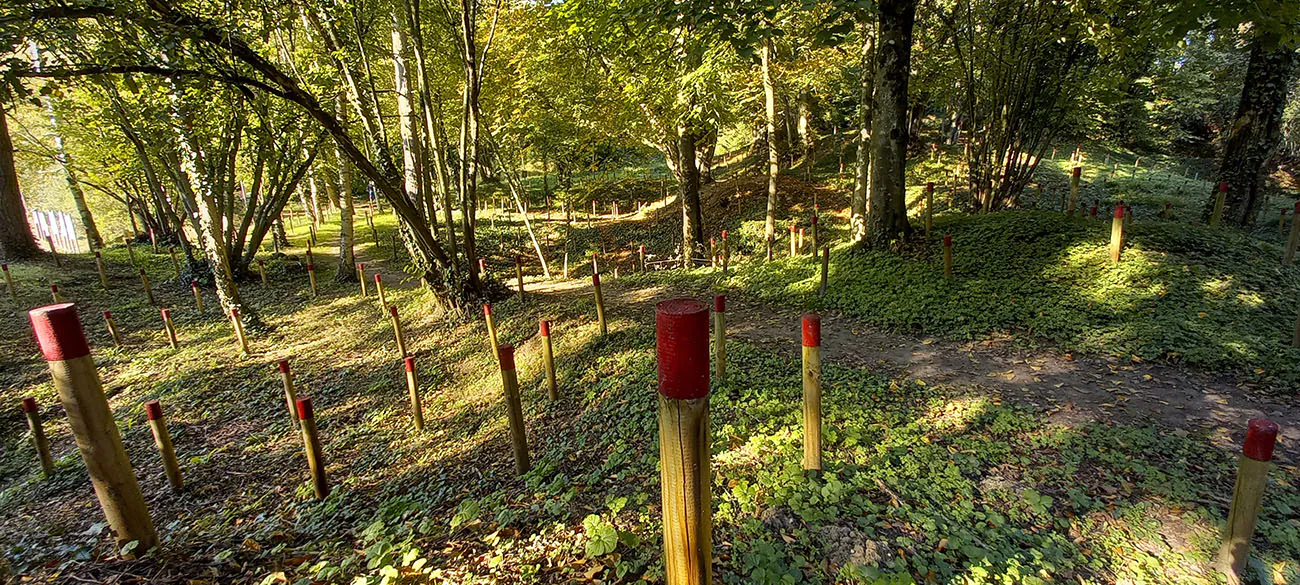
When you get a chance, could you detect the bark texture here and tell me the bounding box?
[0,111,39,260]
[865,0,916,249]
[1215,43,1298,227]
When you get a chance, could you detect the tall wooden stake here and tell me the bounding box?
[143,401,183,493]
[789,224,797,257]
[258,260,268,284]
[713,295,726,379]
[191,283,204,312]
[388,305,409,357]
[2,263,15,301]
[943,235,954,280]
[374,274,388,312]
[1210,182,1228,227]
[357,263,368,296]
[654,298,712,585]
[230,307,250,355]
[21,397,55,476]
[140,269,155,306]
[593,273,608,336]
[29,304,157,549]
[1109,205,1125,264]
[295,396,330,500]
[306,261,318,297]
[94,252,109,288]
[102,311,122,347]
[820,247,830,295]
[484,304,501,363]
[802,314,822,472]
[540,320,558,401]
[124,236,138,268]
[1218,419,1279,582]
[1068,167,1081,216]
[50,284,62,303]
[497,344,531,475]
[403,357,425,431]
[276,360,300,429]
[161,309,178,349]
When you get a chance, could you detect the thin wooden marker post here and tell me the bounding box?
[924,182,934,239]
[230,307,250,355]
[497,344,531,475]
[95,252,109,288]
[478,257,487,281]
[810,216,819,252]
[140,269,155,306]
[103,311,122,347]
[374,274,388,312]
[709,238,717,268]
[357,263,368,296]
[148,228,158,253]
[540,320,558,400]
[789,223,797,257]
[721,231,730,273]
[798,229,805,255]
[50,284,62,303]
[1210,182,1228,227]
[1068,167,1081,216]
[943,235,954,280]
[306,261,318,297]
[388,305,409,357]
[515,255,526,299]
[124,236,138,268]
[654,298,712,585]
[1285,202,1300,266]
[143,401,183,493]
[277,360,300,429]
[1109,205,1125,264]
[21,397,55,476]
[484,303,501,363]
[29,304,157,549]
[3,264,15,301]
[593,273,608,336]
[639,245,647,272]
[258,260,268,284]
[1218,419,1279,581]
[404,357,425,431]
[295,397,330,500]
[820,247,830,295]
[802,314,823,472]
[161,309,178,349]
[169,247,181,279]
[713,295,726,379]
[191,282,204,312]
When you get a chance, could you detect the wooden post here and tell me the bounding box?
[148,228,158,253]
[943,235,953,279]
[161,309,178,349]
[713,295,726,379]
[810,215,819,252]
[1067,167,1081,216]
[50,284,62,303]
[102,311,122,347]
[374,274,388,312]
[540,320,558,400]
[357,263,368,296]
[295,396,330,500]
[168,247,181,280]
[277,360,300,429]
[924,182,934,239]
[798,229,805,255]
[789,223,797,257]
[820,246,830,295]
[258,260,268,284]
[478,257,487,281]
[143,401,183,493]
[497,344,531,475]
[1109,205,1125,264]
[593,273,608,336]
[654,298,712,585]
[709,238,717,268]
[28,304,157,549]
[21,397,55,476]
[516,255,525,299]
[306,261,318,297]
[191,283,204,313]
[95,252,109,288]
[1210,182,1228,227]
[639,245,647,272]
[404,357,425,431]
[47,235,61,267]
[721,230,730,273]
[563,251,570,279]
[140,269,155,306]
[230,307,251,355]
[2,263,15,301]
[484,303,501,363]
[388,305,409,357]
[124,236,138,268]
[802,313,822,472]
[1218,419,1279,582]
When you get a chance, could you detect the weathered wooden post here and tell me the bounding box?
[709,238,717,268]
[50,284,62,303]
[357,263,368,296]
[1067,167,1081,216]
[516,255,526,299]
[1218,419,1279,581]
[169,247,181,279]
[1285,202,1300,266]
[540,320,558,400]
[124,236,138,268]
[143,401,183,493]
[1109,205,1125,264]
[798,229,806,255]
[810,216,819,251]
[295,396,330,500]
[306,259,318,297]
[191,282,204,313]
[140,269,156,306]
[721,230,730,273]
[654,298,712,585]
[484,303,501,363]
[374,274,388,312]
[2,263,15,301]
[943,235,954,280]
[102,311,123,347]
[29,304,157,549]
[640,245,647,272]
[478,257,487,281]
[230,307,251,355]
[1210,182,1228,227]
[161,309,178,349]
[497,344,531,475]
[148,228,158,253]
[277,360,300,429]
[789,223,797,257]
[404,356,425,431]
[258,260,268,284]
[924,182,934,239]
[820,246,830,295]
[713,295,726,379]
[21,397,55,476]
[95,252,109,288]
[388,305,409,357]
[802,313,822,472]
[593,273,608,336]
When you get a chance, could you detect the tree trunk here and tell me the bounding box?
[335,93,357,282]
[865,0,915,249]
[678,129,704,264]
[457,0,482,291]
[1215,43,1298,226]
[762,36,779,241]
[392,18,424,217]
[850,25,875,245]
[0,110,39,260]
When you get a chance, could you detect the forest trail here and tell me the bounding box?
[525,275,1299,469]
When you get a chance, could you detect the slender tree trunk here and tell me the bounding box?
[678,129,704,264]
[458,0,482,291]
[335,93,357,282]
[0,110,39,260]
[762,36,779,241]
[1215,43,1298,226]
[851,26,875,245]
[392,18,424,217]
[866,0,915,248]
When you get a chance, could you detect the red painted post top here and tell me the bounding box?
[144,400,163,421]
[161,309,171,319]
[593,273,601,287]
[231,307,241,319]
[1114,206,1124,219]
[191,282,199,290]
[2,264,8,271]
[926,181,934,192]
[1243,418,1278,462]
[103,310,112,319]
[802,313,821,347]
[388,305,399,318]
[278,360,291,374]
[1218,181,1229,193]
[1072,167,1081,178]
[258,260,265,266]
[404,356,415,373]
[799,228,805,236]
[29,303,90,361]
[654,298,710,400]
[374,273,382,284]
[710,237,716,246]
[790,223,796,233]
[483,303,492,316]
[139,268,146,276]
[295,396,314,420]
[307,264,315,271]
[943,235,952,247]
[1089,206,1098,217]
[358,263,365,270]
[540,320,551,336]
[811,215,818,225]
[498,344,516,371]
[714,295,725,313]
[50,284,58,293]
[478,258,487,272]
[721,230,728,239]
[95,251,101,258]
[639,245,646,253]
[21,397,36,413]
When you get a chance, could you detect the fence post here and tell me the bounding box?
[497,344,531,475]
[484,303,501,363]
[810,216,818,252]
[375,274,388,312]
[275,360,301,429]
[1110,205,1125,264]
[654,298,712,585]
[713,295,726,379]
[1218,419,1278,581]
[2,264,15,301]
[1210,182,1228,227]
[478,257,487,281]
[258,260,268,284]
[820,247,830,295]
[50,284,62,303]
[21,397,55,476]
[943,235,953,279]
[102,311,122,347]
[593,273,608,336]
[640,245,647,272]
[191,283,204,312]
[140,269,155,306]
[802,314,822,472]
[295,397,330,500]
[230,307,251,355]
[404,356,425,431]
[540,320,558,401]
[144,401,184,493]
[389,305,409,357]
[357,263,368,296]
[29,304,157,550]
[721,230,730,273]
[306,260,318,297]
[1068,167,1081,216]
[161,309,178,349]
[95,252,109,288]
[789,223,797,257]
